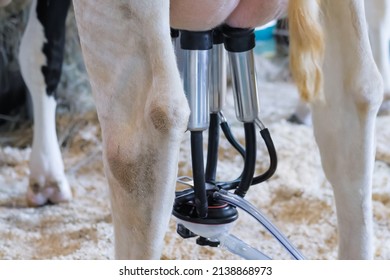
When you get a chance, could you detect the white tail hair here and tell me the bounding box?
[288,0,324,102]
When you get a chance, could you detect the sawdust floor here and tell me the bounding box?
[1,58,390,260]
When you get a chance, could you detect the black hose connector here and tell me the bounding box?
[222,25,255,53]
[180,30,213,50]
[235,122,257,198]
[252,128,278,184]
[173,202,238,225]
[190,131,208,218]
[205,113,220,183]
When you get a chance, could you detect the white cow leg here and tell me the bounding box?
[369,27,390,96]
[73,0,190,259]
[19,0,71,206]
[311,0,383,259]
[373,21,390,114]
[365,0,390,112]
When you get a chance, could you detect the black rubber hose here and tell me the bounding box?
[234,123,257,198]
[215,119,246,190]
[190,131,208,218]
[175,188,195,204]
[252,128,278,185]
[220,120,246,159]
[205,113,220,183]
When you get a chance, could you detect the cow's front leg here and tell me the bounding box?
[310,0,383,259]
[73,0,189,259]
[19,0,72,206]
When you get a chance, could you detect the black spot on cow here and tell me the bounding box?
[36,0,71,97]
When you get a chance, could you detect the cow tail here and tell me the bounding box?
[288,0,324,102]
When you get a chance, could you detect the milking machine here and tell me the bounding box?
[171,26,304,260]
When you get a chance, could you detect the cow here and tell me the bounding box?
[0,0,383,260]
[292,0,390,125]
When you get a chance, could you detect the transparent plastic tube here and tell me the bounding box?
[214,189,305,260]
[218,233,271,260]
[176,219,270,260]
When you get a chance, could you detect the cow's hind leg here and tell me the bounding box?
[365,0,390,112]
[311,0,383,259]
[19,0,72,206]
[73,0,189,259]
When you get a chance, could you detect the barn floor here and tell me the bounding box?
[0,55,390,260]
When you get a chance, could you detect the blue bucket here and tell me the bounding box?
[254,20,276,41]
[254,21,276,56]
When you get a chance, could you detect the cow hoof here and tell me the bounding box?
[287,114,312,126]
[27,177,72,206]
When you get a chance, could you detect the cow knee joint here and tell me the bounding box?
[347,67,384,114]
[148,101,189,134]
